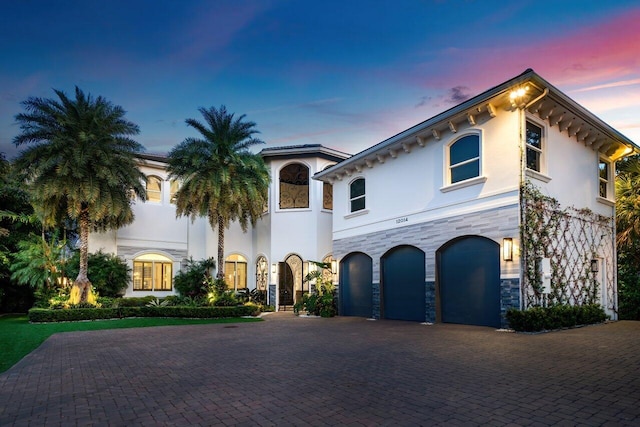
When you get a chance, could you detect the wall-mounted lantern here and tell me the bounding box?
[590,259,599,273]
[502,238,513,262]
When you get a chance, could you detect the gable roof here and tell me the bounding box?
[314,69,639,182]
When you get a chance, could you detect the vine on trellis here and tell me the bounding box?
[520,181,615,310]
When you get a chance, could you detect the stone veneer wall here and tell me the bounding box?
[333,204,521,325]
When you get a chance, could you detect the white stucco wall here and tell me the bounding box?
[331,107,521,241]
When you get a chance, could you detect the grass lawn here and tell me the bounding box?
[0,314,261,374]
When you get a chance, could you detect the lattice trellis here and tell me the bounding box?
[520,182,616,313]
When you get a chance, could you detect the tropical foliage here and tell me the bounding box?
[167,106,270,277]
[66,251,131,298]
[616,155,640,319]
[293,261,337,317]
[173,257,216,299]
[12,87,146,303]
[0,154,40,311]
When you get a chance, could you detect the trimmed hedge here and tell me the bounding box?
[28,305,259,323]
[506,304,608,332]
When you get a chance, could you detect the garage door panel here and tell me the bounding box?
[340,253,373,317]
[439,236,500,328]
[382,245,425,322]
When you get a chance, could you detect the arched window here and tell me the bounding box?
[169,180,179,204]
[146,176,162,203]
[350,178,365,213]
[448,134,480,184]
[322,165,334,210]
[225,254,247,290]
[279,163,309,209]
[133,253,173,291]
[256,256,268,291]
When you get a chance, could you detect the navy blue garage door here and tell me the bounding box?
[381,245,425,322]
[437,236,500,328]
[340,252,373,317]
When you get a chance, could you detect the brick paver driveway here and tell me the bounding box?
[1,313,639,426]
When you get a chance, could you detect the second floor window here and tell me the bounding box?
[146,176,162,203]
[350,178,365,212]
[279,163,309,209]
[526,121,543,172]
[599,160,610,199]
[449,135,480,184]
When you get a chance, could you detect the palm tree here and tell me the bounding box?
[616,155,640,250]
[13,87,146,303]
[167,106,270,279]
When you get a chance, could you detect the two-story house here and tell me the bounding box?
[91,69,637,326]
[314,69,638,327]
[89,145,350,309]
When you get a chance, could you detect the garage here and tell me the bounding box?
[381,245,425,322]
[339,252,373,317]
[437,236,501,328]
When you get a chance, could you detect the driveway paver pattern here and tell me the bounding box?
[1,313,639,426]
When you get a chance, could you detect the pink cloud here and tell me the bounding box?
[408,8,640,93]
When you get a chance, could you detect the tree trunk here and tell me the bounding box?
[217,215,225,279]
[71,210,92,304]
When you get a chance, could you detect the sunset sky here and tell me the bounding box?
[1,0,639,159]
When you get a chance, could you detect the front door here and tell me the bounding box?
[278,262,294,306]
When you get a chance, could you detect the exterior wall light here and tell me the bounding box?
[271,263,277,275]
[590,259,599,273]
[503,238,513,261]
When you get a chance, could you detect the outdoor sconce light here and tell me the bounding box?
[591,259,599,273]
[271,263,277,275]
[331,260,338,275]
[503,238,513,261]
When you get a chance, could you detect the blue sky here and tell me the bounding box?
[1,0,639,159]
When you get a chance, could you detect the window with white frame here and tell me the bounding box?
[224,254,247,290]
[133,253,173,291]
[448,134,480,184]
[599,159,611,199]
[526,121,543,172]
[146,176,162,203]
[350,178,365,213]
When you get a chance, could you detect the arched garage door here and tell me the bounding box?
[382,245,425,322]
[340,252,373,317]
[437,236,500,328]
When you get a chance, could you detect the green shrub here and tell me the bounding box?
[211,291,238,307]
[29,307,120,322]
[28,304,259,322]
[97,296,117,308]
[173,257,215,298]
[67,250,131,297]
[506,304,608,332]
[117,296,155,307]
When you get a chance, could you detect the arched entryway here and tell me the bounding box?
[279,254,303,309]
[381,245,425,322]
[437,236,501,327]
[340,252,373,317]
